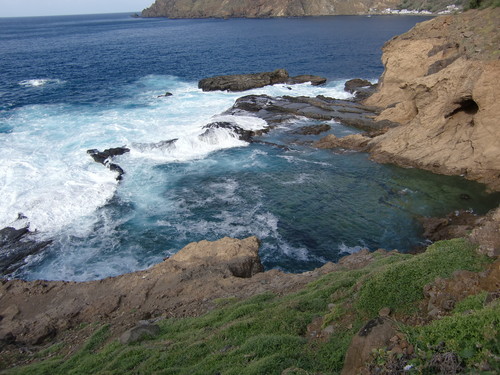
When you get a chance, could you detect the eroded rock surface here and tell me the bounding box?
[364,8,500,191]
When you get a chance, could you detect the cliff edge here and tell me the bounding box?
[364,8,500,190]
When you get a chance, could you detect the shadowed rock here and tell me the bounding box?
[0,226,51,276]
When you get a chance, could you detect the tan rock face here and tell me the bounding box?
[365,9,500,191]
[141,0,401,18]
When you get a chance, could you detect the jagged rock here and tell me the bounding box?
[87,147,130,164]
[87,147,130,180]
[0,226,51,276]
[201,121,255,142]
[120,321,161,344]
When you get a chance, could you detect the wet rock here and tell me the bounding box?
[287,74,327,86]
[224,94,392,132]
[198,69,289,92]
[87,147,130,180]
[314,134,371,152]
[292,124,331,135]
[120,321,161,344]
[0,226,51,276]
[87,147,130,164]
[201,121,255,142]
[344,78,376,100]
[198,69,327,92]
[157,91,173,98]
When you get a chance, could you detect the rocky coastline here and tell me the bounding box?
[140,0,462,18]
[1,7,500,373]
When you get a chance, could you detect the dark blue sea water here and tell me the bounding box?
[1,13,498,281]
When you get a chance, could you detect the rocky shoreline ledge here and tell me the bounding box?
[1,7,500,374]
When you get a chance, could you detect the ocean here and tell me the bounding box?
[1,13,498,281]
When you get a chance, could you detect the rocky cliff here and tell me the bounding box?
[363,8,500,191]
[141,0,402,18]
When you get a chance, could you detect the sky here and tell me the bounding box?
[2,0,155,17]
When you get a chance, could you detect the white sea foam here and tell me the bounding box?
[18,79,65,87]
[0,75,352,238]
[338,242,365,255]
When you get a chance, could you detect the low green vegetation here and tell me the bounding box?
[5,239,498,374]
[467,0,500,9]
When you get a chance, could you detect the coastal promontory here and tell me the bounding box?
[142,0,406,18]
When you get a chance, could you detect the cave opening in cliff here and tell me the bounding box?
[446,97,479,118]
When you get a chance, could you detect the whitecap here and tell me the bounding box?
[18,78,65,88]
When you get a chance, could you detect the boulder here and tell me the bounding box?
[120,321,161,344]
[341,317,397,375]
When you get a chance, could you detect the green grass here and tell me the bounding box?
[355,239,490,316]
[406,300,500,371]
[5,239,495,375]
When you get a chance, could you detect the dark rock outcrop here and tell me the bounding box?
[0,226,51,276]
[199,69,289,92]
[344,78,377,101]
[201,121,255,142]
[87,147,130,180]
[292,124,331,135]
[225,94,397,132]
[198,69,326,92]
